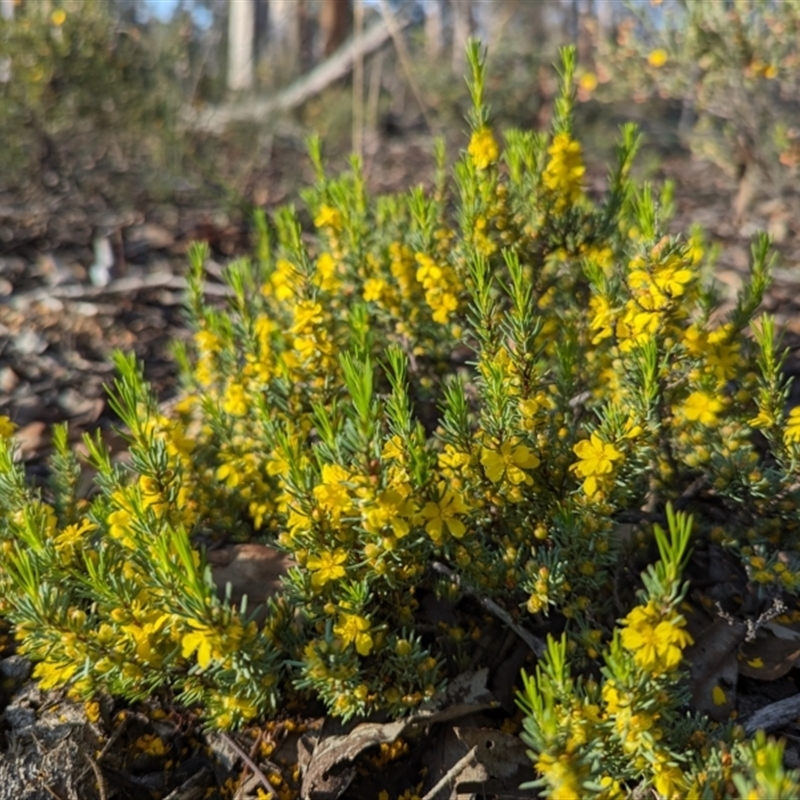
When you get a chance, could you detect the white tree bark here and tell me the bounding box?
[595,0,614,41]
[450,0,472,76]
[228,0,255,92]
[0,0,13,85]
[424,0,443,62]
[268,0,301,86]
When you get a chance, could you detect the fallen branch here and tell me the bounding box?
[9,271,233,309]
[421,745,478,800]
[743,693,800,736]
[432,561,546,657]
[188,14,410,135]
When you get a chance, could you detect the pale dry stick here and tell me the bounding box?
[10,272,233,309]
[365,48,385,156]
[431,561,546,658]
[39,784,65,800]
[163,767,214,800]
[421,745,479,800]
[219,731,278,799]
[84,753,108,800]
[376,0,436,135]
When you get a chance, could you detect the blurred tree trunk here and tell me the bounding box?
[424,0,443,61]
[352,0,364,157]
[527,0,547,47]
[320,0,351,58]
[450,0,472,75]
[595,0,614,42]
[268,0,301,85]
[562,0,579,41]
[576,0,592,63]
[228,0,255,91]
[0,0,11,87]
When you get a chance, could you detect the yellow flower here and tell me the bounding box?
[181,619,244,669]
[749,409,776,430]
[589,294,616,344]
[315,252,340,292]
[291,300,324,335]
[420,483,468,541]
[194,328,221,355]
[579,72,598,92]
[307,549,348,588]
[382,434,406,463]
[543,133,585,209]
[468,127,499,170]
[652,260,693,297]
[784,406,800,445]
[535,751,585,800]
[181,628,213,669]
[363,488,413,538]
[438,444,471,472]
[648,49,668,68]
[51,9,66,26]
[480,439,539,484]
[334,612,373,656]
[54,519,95,561]
[314,204,342,230]
[313,464,354,521]
[222,381,248,416]
[682,391,723,426]
[0,415,15,440]
[653,755,686,798]
[33,659,78,690]
[571,433,623,496]
[620,602,693,674]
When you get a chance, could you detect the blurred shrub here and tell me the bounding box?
[0,1,187,190]
[596,0,800,207]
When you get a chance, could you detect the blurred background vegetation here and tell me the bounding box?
[1,0,799,231]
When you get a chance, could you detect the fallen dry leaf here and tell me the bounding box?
[738,630,800,681]
[685,616,746,721]
[300,670,497,800]
[208,543,295,615]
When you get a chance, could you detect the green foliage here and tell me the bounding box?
[0,1,186,187]
[1,41,800,796]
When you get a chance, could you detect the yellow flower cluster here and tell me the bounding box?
[571,433,623,497]
[414,252,461,324]
[785,406,800,446]
[619,601,693,674]
[467,126,499,170]
[542,133,585,209]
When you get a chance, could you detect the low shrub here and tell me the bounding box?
[1,43,799,797]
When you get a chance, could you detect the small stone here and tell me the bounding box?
[0,655,32,683]
[3,704,36,734]
[12,330,47,356]
[0,367,19,394]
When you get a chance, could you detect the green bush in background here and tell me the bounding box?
[596,0,800,209]
[0,1,187,191]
